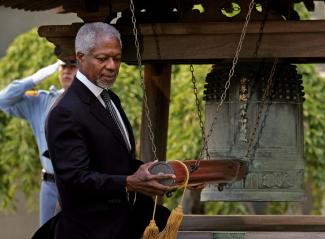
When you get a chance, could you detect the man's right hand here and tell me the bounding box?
[126,161,176,196]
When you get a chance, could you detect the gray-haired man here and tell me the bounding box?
[36,22,173,239]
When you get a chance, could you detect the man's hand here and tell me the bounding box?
[126,161,176,196]
[31,61,61,84]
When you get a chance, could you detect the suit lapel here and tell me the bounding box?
[73,79,130,153]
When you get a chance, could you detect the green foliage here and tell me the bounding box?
[300,65,325,214]
[192,4,205,13]
[0,119,40,212]
[0,28,57,87]
[204,201,248,215]
[0,28,57,212]
[267,202,302,215]
[221,2,241,18]
[167,65,209,160]
[294,2,310,20]
[266,64,325,215]
[265,3,324,215]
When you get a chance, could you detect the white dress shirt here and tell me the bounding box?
[76,71,131,149]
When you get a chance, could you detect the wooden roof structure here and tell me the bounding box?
[1,0,325,64]
[0,0,320,16]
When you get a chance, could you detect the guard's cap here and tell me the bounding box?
[58,59,77,66]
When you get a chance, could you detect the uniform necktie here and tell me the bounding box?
[100,90,131,151]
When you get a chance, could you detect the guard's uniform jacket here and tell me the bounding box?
[0,77,62,224]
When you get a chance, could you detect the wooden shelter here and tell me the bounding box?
[1,0,325,238]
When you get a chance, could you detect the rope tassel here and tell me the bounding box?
[142,160,189,239]
[143,219,159,239]
[143,196,159,239]
[157,205,183,239]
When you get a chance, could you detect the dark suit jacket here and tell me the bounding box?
[40,78,169,239]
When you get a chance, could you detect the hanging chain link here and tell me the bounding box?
[244,58,278,161]
[130,0,158,161]
[254,0,270,57]
[243,1,276,162]
[190,64,210,164]
[191,0,256,170]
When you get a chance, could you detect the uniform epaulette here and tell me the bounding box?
[25,90,39,96]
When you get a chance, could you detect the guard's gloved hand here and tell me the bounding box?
[31,60,61,84]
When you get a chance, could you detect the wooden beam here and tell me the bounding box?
[140,64,171,163]
[180,215,325,232]
[38,20,325,63]
[178,231,325,239]
[38,23,80,61]
[122,20,325,63]
[167,159,246,186]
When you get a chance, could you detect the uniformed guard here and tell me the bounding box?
[0,60,77,225]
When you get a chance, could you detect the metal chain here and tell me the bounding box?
[254,0,270,57]
[250,94,271,160]
[130,0,158,161]
[242,1,273,161]
[244,58,278,161]
[248,2,270,105]
[130,0,256,167]
[219,58,276,186]
[189,0,275,182]
[197,0,256,164]
[190,64,210,165]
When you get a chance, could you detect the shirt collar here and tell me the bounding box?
[76,70,103,98]
[58,88,65,94]
[48,85,64,95]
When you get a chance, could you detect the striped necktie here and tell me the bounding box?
[100,90,130,151]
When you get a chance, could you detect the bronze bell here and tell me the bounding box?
[202,62,305,201]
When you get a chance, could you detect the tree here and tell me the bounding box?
[0,28,57,212]
[266,3,325,215]
[300,64,325,214]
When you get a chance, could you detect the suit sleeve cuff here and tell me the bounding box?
[114,175,128,189]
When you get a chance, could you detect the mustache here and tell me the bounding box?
[101,71,116,77]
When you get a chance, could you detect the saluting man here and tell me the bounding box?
[0,60,78,225]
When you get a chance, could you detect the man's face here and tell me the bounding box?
[77,35,121,89]
[58,64,78,89]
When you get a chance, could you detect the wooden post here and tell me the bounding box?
[140,64,171,163]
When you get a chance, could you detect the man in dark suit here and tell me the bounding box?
[45,22,174,239]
